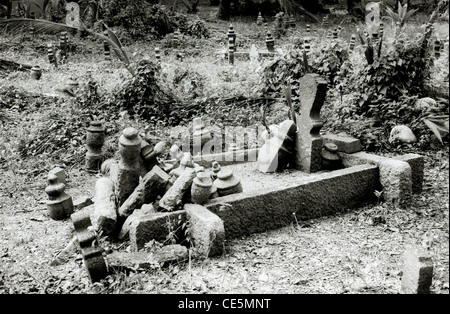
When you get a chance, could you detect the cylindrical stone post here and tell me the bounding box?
[59,31,68,63]
[91,177,117,234]
[227,24,236,52]
[29,25,35,39]
[173,29,181,48]
[193,117,211,155]
[47,43,56,66]
[117,127,142,205]
[332,28,338,40]
[85,121,105,173]
[304,37,310,53]
[434,39,441,59]
[155,46,161,62]
[266,31,275,53]
[283,14,289,29]
[103,31,111,61]
[349,34,356,50]
[323,16,329,28]
[228,36,234,65]
[290,15,296,28]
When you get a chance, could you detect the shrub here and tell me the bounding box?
[101,1,171,39]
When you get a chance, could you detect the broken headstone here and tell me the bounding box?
[160,167,196,211]
[118,204,156,240]
[118,165,169,218]
[70,206,109,283]
[91,177,117,235]
[257,119,297,173]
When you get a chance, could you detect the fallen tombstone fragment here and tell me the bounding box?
[70,206,109,283]
[118,165,169,218]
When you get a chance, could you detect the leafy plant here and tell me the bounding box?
[385,1,418,28]
[423,116,449,145]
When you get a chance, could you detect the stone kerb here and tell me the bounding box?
[129,210,186,251]
[185,204,225,258]
[340,152,415,208]
[205,164,380,239]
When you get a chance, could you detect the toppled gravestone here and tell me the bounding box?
[70,206,109,283]
[118,165,169,217]
[108,244,189,270]
[257,120,297,173]
[159,167,196,211]
[91,177,117,235]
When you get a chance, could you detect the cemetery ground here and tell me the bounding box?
[0,7,449,294]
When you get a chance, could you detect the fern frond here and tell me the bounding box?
[103,24,130,66]
[0,18,80,34]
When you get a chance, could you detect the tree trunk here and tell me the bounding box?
[218,0,230,20]
[7,0,12,18]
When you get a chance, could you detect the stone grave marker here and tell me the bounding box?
[365,2,380,35]
[294,74,328,173]
[65,2,81,28]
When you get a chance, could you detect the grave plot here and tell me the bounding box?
[41,72,425,284]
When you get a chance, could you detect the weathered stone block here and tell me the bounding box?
[118,204,155,240]
[129,210,186,251]
[205,164,379,239]
[193,148,260,167]
[159,167,196,211]
[322,133,362,153]
[107,251,153,271]
[185,204,225,257]
[401,245,433,294]
[394,153,424,194]
[91,177,117,235]
[153,244,189,267]
[340,152,413,208]
[118,165,169,217]
[257,120,297,173]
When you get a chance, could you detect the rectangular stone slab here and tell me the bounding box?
[192,148,260,168]
[204,164,380,239]
[322,133,362,153]
[129,210,186,251]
